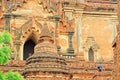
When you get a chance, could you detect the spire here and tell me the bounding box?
[38,23,54,43]
[40,23,52,38]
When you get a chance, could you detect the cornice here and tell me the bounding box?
[83,11,117,15]
[82,11,118,19]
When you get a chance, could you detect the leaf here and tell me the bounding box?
[1,46,11,57]
[5,71,24,80]
[2,54,9,64]
[0,34,4,43]
[0,46,11,65]
[0,50,9,65]
[0,31,11,64]
[0,50,4,65]
[2,31,11,43]
[0,71,5,80]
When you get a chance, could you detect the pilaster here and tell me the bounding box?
[67,30,74,55]
[49,15,60,49]
[73,9,85,60]
[63,7,74,20]
[13,40,23,60]
[4,13,11,31]
[74,9,84,53]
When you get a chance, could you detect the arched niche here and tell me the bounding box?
[83,36,99,62]
[23,39,36,60]
[88,48,94,61]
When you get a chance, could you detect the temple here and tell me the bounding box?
[0,0,119,80]
[112,1,120,80]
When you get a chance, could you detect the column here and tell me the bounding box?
[4,13,11,31]
[54,15,60,45]
[74,8,85,60]
[55,16,61,53]
[13,27,22,60]
[4,0,12,31]
[13,40,22,60]
[67,30,74,54]
[76,16,83,52]
[74,9,84,52]
[49,15,60,45]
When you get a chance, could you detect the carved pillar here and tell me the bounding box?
[72,7,85,60]
[13,27,22,60]
[76,16,83,52]
[54,16,60,45]
[13,40,22,60]
[73,7,85,56]
[49,15,60,46]
[67,30,74,54]
[4,13,11,31]
[4,0,13,31]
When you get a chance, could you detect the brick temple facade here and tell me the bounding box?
[112,1,120,80]
[0,0,118,80]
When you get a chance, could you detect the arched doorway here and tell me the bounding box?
[88,48,94,61]
[23,39,36,60]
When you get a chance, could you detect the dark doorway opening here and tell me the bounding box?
[23,39,36,60]
[88,48,94,61]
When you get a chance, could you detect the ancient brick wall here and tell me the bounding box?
[113,1,120,80]
[0,0,118,80]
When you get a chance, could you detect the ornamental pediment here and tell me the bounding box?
[83,36,99,52]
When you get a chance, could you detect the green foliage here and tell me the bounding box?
[0,31,24,80]
[2,46,11,64]
[5,71,24,80]
[0,34,4,43]
[0,71,24,80]
[2,46,11,57]
[0,31,11,65]
[0,50,5,65]
[0,31,11,44]
[0,71,5,80]
[0,46,11,65]
[2,31,11,43]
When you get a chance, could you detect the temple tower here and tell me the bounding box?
[23,23,71,80]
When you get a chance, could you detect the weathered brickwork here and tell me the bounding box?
[0,0,118,80]
[113,1,120,80]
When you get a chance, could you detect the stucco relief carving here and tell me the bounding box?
[60,38,68,47]
[12,17,43,60]
[59,17,75,33]
[83,36,99,52]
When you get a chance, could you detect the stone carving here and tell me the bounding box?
[83,36,99,52]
